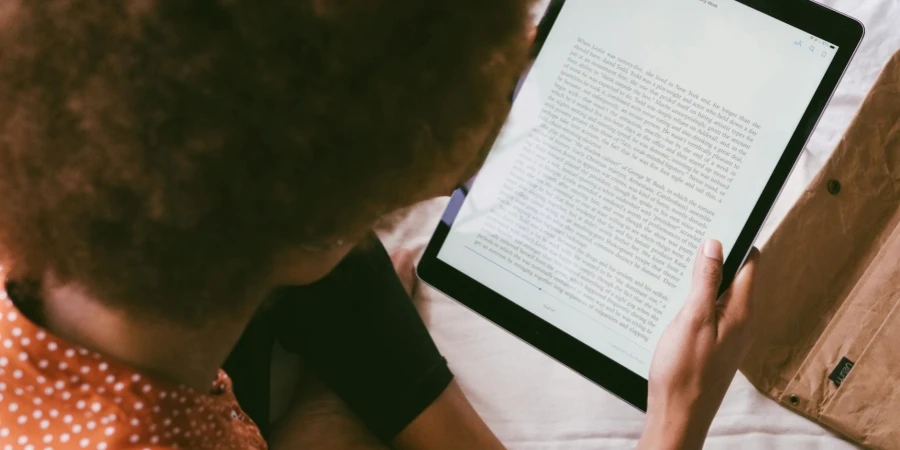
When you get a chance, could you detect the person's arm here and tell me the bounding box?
[638,240,759,450]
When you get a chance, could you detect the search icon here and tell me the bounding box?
[809,45,815,52]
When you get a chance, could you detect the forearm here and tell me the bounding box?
[637,407,711,450]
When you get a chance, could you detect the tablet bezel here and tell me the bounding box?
[417,0,864,411]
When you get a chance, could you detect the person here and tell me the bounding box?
[0,1,758,449]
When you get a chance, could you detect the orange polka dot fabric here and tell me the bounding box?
[0,273,267,449]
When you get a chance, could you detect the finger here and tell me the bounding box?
[718,247,759,336]
[683,239,724,325]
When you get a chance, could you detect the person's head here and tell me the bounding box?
[0,0,535,325]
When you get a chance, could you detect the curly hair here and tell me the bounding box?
[0,0,533,324]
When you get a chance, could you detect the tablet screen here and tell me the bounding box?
[437,0,838,378]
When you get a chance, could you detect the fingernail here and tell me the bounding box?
[703,239,723,261]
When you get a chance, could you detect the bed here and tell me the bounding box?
[376,1,900,448]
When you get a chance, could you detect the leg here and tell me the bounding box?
[271,370,505,450]
[269,369,389,450]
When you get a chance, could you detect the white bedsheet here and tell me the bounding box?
[378,2,900,448]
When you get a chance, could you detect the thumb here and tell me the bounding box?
[717,247,759,336]
[683,240,724,324]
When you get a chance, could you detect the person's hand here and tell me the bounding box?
[637,240,759,450]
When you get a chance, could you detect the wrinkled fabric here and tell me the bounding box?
[741,51,900,450]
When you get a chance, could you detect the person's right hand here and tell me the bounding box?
[637,240,759,450]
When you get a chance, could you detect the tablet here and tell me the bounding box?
[418,0,863,410]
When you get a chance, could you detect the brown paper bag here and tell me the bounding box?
[741,50,900,449]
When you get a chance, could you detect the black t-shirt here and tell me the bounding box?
[224,235,453,442]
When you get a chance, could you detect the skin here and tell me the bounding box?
[639,240,759,450]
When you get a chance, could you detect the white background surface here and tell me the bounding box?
[381,1,900,448]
